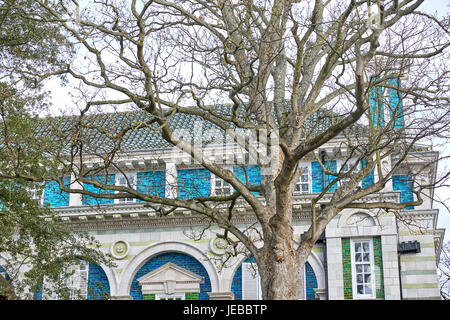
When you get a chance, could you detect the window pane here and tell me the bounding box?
[364,285,372,295]
[364,264,371,272]
[356,265,363,273]
[355,243,361,252]
[363,242,370,252]
[357,274,363,284]
[363,253,370,262]
[302,184,309,192]
[364,274,371,283]
[355,253,362,262]
[357,285,364,294]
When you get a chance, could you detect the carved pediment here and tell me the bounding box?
[346,212,376,226]
[137,262,205,295]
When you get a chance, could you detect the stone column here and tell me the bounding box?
[69,174,83,206]
[165,161,177,198]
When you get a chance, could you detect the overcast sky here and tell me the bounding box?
[418,1,450,241]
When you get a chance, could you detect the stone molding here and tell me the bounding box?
[208,292,235,300]
[110,295,133,300]
[137,262,204,295]
[53,192,404,231]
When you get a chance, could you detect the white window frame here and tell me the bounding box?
[212,175,232,196]
[27,185,44,205]
[294,162,311,194]
[338,158,361,188]
[242,262,262,300]
[211,166,233,196]
[155,293,185,300]
[350,238,376,300]
[65,260,89,300]
[115,172,137,204]
[42,260,88,300]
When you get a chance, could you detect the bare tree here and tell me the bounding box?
[439,241,450,300]
[1,0,449,299]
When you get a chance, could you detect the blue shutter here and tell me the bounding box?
[392,175,414,210]
[136,171,166,201]
[43,176,71,207]
[369,77,385,127]
[177,168,211,200]
[387,78,404,129]
[360,159,374,189]
[233,165,262,195]
[311,161,323,193]
[311,160,337,192]
[82,174,115,205]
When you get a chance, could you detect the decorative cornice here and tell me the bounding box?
[52,191,432,232]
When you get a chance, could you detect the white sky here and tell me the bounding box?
[419,0,450,242]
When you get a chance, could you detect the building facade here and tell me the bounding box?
[23,141,444,300]
[0,80,445,300]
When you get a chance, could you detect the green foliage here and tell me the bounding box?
[0,0,72,90]
[0,178,113,299]
[0,0,112,300]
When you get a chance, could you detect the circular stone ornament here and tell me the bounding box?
[209,237,229,255]
[110,240,130,260]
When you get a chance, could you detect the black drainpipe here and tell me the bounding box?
[320,149,329,299]
[321,150,327,191]
[397,250,403,300]
[322,228,329,300]
[394,217,403,300]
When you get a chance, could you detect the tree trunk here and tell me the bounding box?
[258,201,305,300]
[0,274,16,300]
[259,244,303,300]
[257,166,319,300]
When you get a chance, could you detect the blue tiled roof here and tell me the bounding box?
[34,105,365,154]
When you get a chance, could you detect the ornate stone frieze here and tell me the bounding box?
[53,191,405,231]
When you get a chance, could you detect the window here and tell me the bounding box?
[27,184,44,204]
[350,239,375,299]
[213,176,232,196]
[116,173,136,203]
[242,262,262,300]
[339,159,360,188]
[41,260,88,300]
[294,164,310,194]
[65,261,89,300]
[156,293,185,300]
